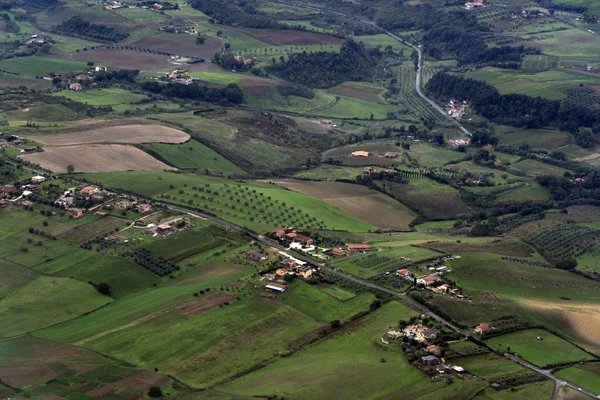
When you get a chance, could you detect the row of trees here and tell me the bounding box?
[133,248,180,276]
[189,0,280,29]
[426,72,600,131]
[55,17,129,42]
[267,40,382,88]
[141,81,243,104]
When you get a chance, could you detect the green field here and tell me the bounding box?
[311,92,396,120]
[144,139,247,174]
[495,125,571,150]
[496,183,551,201]
[0,56,87,77]
[475,381,555,400]
[0,275,111,338]
[555,364,600,394]
[354,34,412,54]
[486,329,593,367]
[59,215,130,245]
[52,88,148,106]
[520,28,600,57]
[458,352,525,380]
[466,68,600,100]
[512,159,568,177]
[72,171,377,233]
[333,245,441,279]
[218,301,423,400]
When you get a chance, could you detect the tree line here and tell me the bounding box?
[189,0,280,28]
[267,40,382,88]
[425,72,600,132]
[55,17,129,42]
[141,81,243,104]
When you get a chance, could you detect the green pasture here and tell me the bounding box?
[495,125,571,150]
[33,248,96,275]
[0,231,77,268]
[219,302,422,400]
[0,259,36,299]
[0,57,87,77]
[465,67,600,100]
[144,139,247,174]
[555,364,600,394]
[0,275,111,338]
[512,159,568,177]
[476,381,555,400]
[321,285,358,301]
[52,36,102,53]
[243,86,336,113]
[496,183,551,201]
[486,329,593,367]
[73,171,377,232]
[279,20,335,33]
[457,352,525,380]
[333,245,441,279]
[576,244,600,274]
[354,34,412,55]
[278,280,376,322]
[115,7,169,23]
[292,165,368,181]
[52,88,148,106]
[59,215,130,245]
[311,93,396,120]
[520,28,600,57]
[384,178,471,220]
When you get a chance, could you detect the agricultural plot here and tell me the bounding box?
[144,139,246,174]
[512,159,568,177]
[49,49,173,71]
[0,275,111,339]
[70,171,377,232]
[494,125,571,150]
[354,34,412,54]
[52,88,149,107]
[327,81,386,103]
[311,93,397,120]
[485,329,593,367]
[456,352,525,380]
[25,124,190,146]
[555,364,600,395]
[228,27,343,46]
[465,68,600,100]
[496,183,551,201]
[292,165,368,181]
[333,245,441,279]
[0,56,87,78]
[0,74,52,90]
[20,144,175,173]
[475,381,555,400]
[521,54,559,72]
[383,179,472,220]
[525,223,600,263]
[272,180,416,230]
[219,302,423,400]
[518,28,600,57]
[131,32,222,58]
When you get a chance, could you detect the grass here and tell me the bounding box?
[60,215,130,245]
[311,92,396,120]
[495,125,571,150]
[333,245,442,279]
[457,352,525,380]
[278,280,376,322]
[2,234,77,268]
[496,183,551,202]
[72,171,378,233]
[0,259,36,299]
[279,20,335,33]
[144,139,246,174]
[52,88,148,106]
[518,28,600,57]
[485,329,593,367]
[512,159,568,177]
[218,301,423,400]
[465,67,600,100]
[56,255,159,298]
[321,285,358,301]
[0,56,87,77]
[114,7,169,23]
[476,381,555,400]
[555,364,600,394]
[0,275,111,339]
[33,248,96,275]
[353,34,412,55]
[292,165,367,181]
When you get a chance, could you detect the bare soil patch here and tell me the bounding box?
[273,179,375,198]
[87,370,170,398]
[0,363,100,388]
[25,125,190,146]
[131,33,222,58]
[47,49,172,71]
[252,295,280,306]
[522,299,600,354]
[0,75,53,90]
[176,293,236,316]
[327,82,384,102]
[230,27,343,46]
[20,144,174,173]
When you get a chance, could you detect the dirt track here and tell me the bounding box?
[20,144,175,173]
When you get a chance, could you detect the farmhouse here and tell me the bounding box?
[293,234,314,246]
[23,146,39,152]
[31,176,46,184]
[329,248,347,257]
[156,223,172,233]
[67,208,84,219]
[105,235,118,242]
[384,152,399,158]
[348,243,371,251]
[396,268,411,278]
[69,83,82,91]
[351,151,369,157]
[387,330,403,340]
[55,196,74,208]
[265,283,287,293]
[403,324,437,342]
[270,227,293,239]
[2,184,19,197]
[80,185,99,196]
[417,275,441,287]
[362,167,379,174]
[115,200,132,210]
[137,203,152,213]
[0,199,8,207]
[421,355,441,365]
[244,251,267,262]
[474,323,492,335]
[426,344,443,357]
[75,74,88,80]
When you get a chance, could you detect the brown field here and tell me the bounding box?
[0,75,53,90]
[47,49,172,71]
[86,370,170,398]
[556,386,591,400]
[230,27,343,46]
[131,33,222,58]
[0,363,100,388]
[176,293,236,316]
[522,299,600,354]
[272,179,415,230]
[327,82,384,102]
[25,124,190,146]
[20,144,174,173]
[475,291,503,304]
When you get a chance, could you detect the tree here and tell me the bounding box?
[556,258,577,271]
[96,283,113,295]
[66,164,75,173]
[196,36,205,44]
[148,386,163,398]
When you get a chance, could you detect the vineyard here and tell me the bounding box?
[521,55,559,73]
[232,44,341,59]
[564,205,600,223]
[564,86,600,112]
[397,66,443,123]
[473,6,511,22]
[525,223,600,263]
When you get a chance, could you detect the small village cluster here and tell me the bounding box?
[445,98,469,120]
[0,175,47,208]
[65,66,108,91]
[0,133,40,154]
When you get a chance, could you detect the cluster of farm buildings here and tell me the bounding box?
[0,133,41,154]
[63,66,109,91]
[445,99,469,120]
